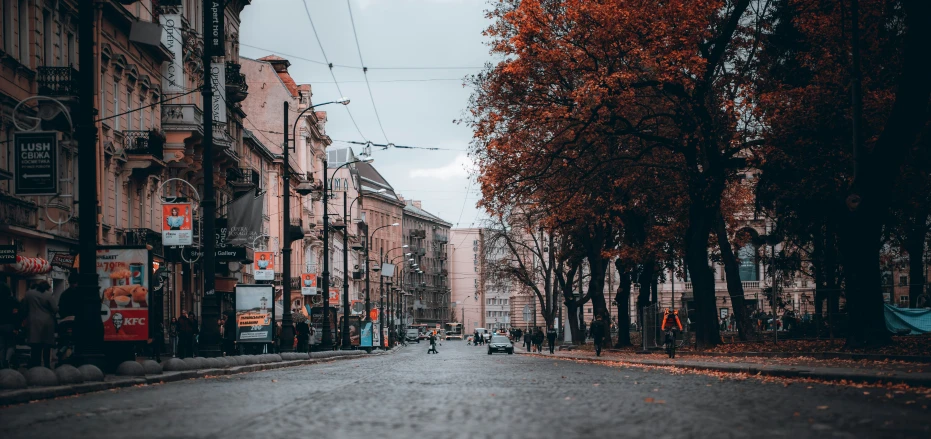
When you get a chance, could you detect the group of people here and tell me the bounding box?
[168,311,200,358]
[519,326,560,354]
[0,276,84,369]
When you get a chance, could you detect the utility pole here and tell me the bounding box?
[341,190,351,348]
[379,246,385,348]
[321,158,332,349]
[199,0,219,357]
[74,0,103,366]
[280,102,294,352]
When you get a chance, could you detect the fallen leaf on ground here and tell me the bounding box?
[816,405,829,410]
[271,379,277,383]
[645,397,654,403]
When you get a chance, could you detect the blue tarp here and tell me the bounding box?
[884,304,931,335]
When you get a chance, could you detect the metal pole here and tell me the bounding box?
[280,101,294,352]
[321,158,332,349]
[341,190,351,349]
[74,0,103,366]
[772,243,778,343]
[199,0,220,357]
[362,189,370,323]
[379,246,385,348]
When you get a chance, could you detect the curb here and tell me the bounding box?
[677,351,931,364]
[0,350,385,406]
[519,352,931,387]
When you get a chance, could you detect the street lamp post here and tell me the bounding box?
[287,97,350,351]
[284,98,349,352]
[380,244,408,347]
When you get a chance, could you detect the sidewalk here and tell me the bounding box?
[518,345,931,387]
[0,348,395,406]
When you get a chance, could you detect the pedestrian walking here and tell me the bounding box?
[590,314,606,357]
[189,313,200,356]
[295,318,310,353]
[427,332,438,354]
[532,327,544,353]
[0,283,18,369]
[523,330,531,351]
[23,281,56,368]
[177,310,195,358]
[546,325,557,354]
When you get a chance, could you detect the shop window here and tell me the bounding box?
[898,296,909,308]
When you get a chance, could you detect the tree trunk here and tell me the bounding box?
[565,299,581,344]
[906,216,927,307]
[714,212,753,340]
[614,260,633,347]
[684,201,721,348]
[636,259,655,327]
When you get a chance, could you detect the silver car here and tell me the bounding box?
[487,335,514,355]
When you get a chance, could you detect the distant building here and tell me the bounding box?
[402,199,451,326]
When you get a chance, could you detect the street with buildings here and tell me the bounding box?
[1,1,930,437]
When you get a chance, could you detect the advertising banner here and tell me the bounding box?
[372,323,381,347]
[360,319,374,347]
[309,307,337,346]
[210,62,227,124]
[14,131,58,195]
[328,287,340,306]
[97,247,150,342]
[340,315,362,347]
[206,0,225,56]
[227,194,264,246]
[254,251,274,281]
[235,284,274,343]
[301,273,317,295]
[159,14,184,93]
[162,203,193,246]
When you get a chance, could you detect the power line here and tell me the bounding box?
[239,43,484,71]
[301,0,368,142]
[345,0,390,144]
[333,139,466,151]
[93,88,200,123]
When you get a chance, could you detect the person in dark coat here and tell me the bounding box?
[177,310,195,358]
[532,328,545,353]
[546,325,558,354]
[590,314,607,357]
[0,283,18,369]
[24,281,57,367]
[224,312,237,355]
[523,330,531,351]
[295,318,310,353]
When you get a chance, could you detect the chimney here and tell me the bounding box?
[413,200,422,209]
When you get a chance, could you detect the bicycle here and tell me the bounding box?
[663,329,677,359]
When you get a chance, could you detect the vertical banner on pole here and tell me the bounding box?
[162,203,193,245]
[206,1,225,56]
[210,62,227,124]
[160,14,184,93]
[14,131,58,196]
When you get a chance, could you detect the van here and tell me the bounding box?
[405,328,420,343]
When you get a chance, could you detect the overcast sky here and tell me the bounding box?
[239,0,490,231]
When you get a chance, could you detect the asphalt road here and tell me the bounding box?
[0,341,928,438]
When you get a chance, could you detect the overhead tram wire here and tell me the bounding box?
[301,0,368,142]
[239,43,484,71]
[345,0,390,144]
[334,139,466,151]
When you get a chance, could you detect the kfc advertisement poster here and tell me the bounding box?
[162,203,193,246]
[301,273,317,295]
[254,251,274,281]
[97,247,150,342]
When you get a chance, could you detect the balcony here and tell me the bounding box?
[227,167,256,192]
[410,229,426,239]
[37,66,79,97]
[161,104,203,134]
[434,234,448,244]
[0,195,38,229]
[122,130,166,172]
[225,62,248,103]
[124,228,164,256]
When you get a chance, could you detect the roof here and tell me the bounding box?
[403,202,452,227]
[356,161,405,205]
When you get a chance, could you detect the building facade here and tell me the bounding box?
[402,199,451,327]
[449,228,483,331]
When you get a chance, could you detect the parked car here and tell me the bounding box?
[487,335,514,355]
[406,328,421,343]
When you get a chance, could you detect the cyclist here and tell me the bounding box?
[661,309,683,358]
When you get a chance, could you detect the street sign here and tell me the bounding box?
[14,131,58,195]
[0,245,16,264]
[206,0,225,57]
[182,246,246,261]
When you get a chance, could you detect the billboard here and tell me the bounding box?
[339,315,362,347]
[235,284,274,343]
[361,319,374,347]
[301,273,317,295]
[14,131,58,195]
[97,247,150,342]
[162,203,193,246]
[310,307,337,346]
[254,251,274,281]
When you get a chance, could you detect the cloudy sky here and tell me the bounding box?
[239,0,490,229]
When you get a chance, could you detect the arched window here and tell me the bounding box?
[738,243,758,282]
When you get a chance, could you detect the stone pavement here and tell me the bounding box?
[1,339,928,438]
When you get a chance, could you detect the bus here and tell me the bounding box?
[444,323,463,340]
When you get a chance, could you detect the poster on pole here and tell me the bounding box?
[372,322,381,347]
[162,203,193,245]
[210,62,227,123]
[235,284,274,343]
[97,247,150,342]
[254,251,274,280]
[301,273,317,295]
[328,287,340,306]
[361,319,374,347]
[206,0,225,56]
[14,131,58,195]
[339,315,362,347]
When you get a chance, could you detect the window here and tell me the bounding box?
[899,276,908,287]
[898,295,909,308]
[18,0,29,63]
[3,0,13,54]
[65,32,73,66]
[113,81,120,131]
[138,97,144,129]
[99,77,106,119]
[127,93,133,131]
[42,8,50,64]
[737,244,758,282]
